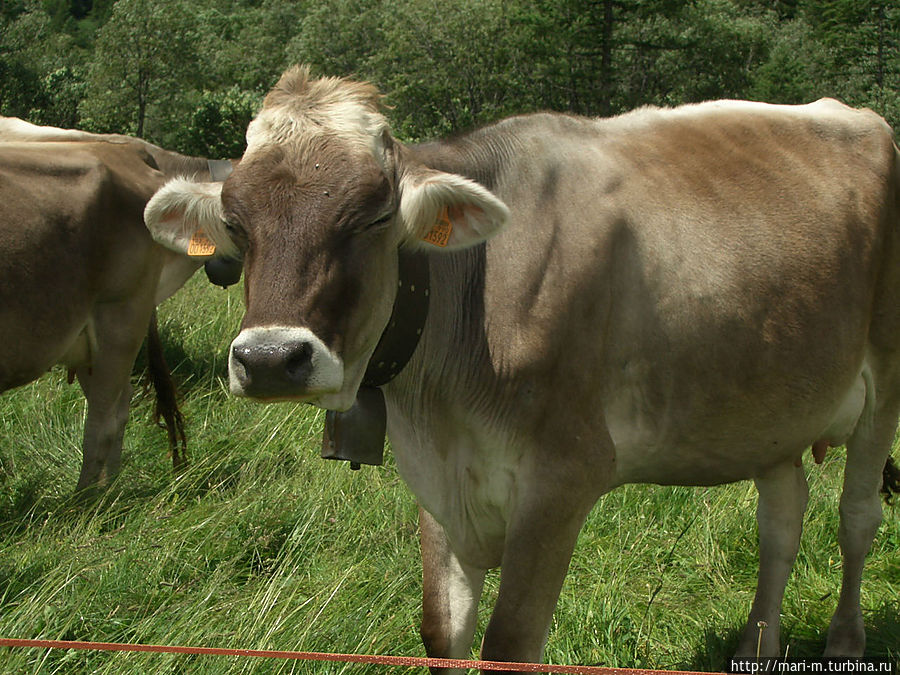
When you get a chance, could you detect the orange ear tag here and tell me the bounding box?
[421,207,453,247]
[187,229,217,257]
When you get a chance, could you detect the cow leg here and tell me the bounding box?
[75,300,154,493]
[480,491,595,672]
[419,506,486,675]
[824,401,897,656]
[735,460,809,658]
[76,369,131,491]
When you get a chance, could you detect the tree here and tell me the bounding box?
[803,0,900,127]
[648,0,774,105]
[195,0,308,94]
[174,86,260,158]
[286,0,384,82]
[3,0,896,143]
[748,18,827,104]
[376,0,534,139]
[79,0,200,139]
[0,1,83,125]
[519,0,620,116]
[29,66,88,128]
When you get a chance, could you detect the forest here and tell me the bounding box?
[1,0,899,159]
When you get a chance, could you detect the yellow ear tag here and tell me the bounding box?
[187,229,217,257]
[421,206,453,247]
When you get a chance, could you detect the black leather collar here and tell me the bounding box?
[362,250,430,387]
[321,250,429,469]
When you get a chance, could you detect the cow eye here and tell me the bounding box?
[222,217,242,236]
[367,212,393,231]
[221,217,248,250]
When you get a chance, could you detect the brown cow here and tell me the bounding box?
[0,120,233,491]
[145,67,900,671]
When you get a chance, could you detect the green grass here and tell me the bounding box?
[1,274,898,673]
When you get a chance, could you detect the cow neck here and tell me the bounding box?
[362,250,430,387]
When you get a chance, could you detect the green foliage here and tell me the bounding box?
[174,87,260,159]
[287,0,383,78]
[803,0,900,127]
[377,0,534,139]
[28,66,88,128]
[748,19,826,104]
[5,0,899,148]
[78,0,201,139]
[0,2,77,120]
[195,0,308,94]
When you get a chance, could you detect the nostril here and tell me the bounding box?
[232,344,251,365]
[231,344,252,385]
[284,341,313,383]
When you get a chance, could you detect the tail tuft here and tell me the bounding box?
[146,311,188,470]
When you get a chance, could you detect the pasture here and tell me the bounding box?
[0,273,897,674]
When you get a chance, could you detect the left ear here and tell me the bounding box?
[398,168,510,250]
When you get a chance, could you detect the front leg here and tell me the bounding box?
[475,405,614,673]
[420,506,487,675]
[480,491,595,673]
[76,367,132,492]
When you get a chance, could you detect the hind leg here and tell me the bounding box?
[824,399,898,656]
[735,460,809,657]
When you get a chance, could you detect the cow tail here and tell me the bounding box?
[882,455,900,505]
[146,310,188,471]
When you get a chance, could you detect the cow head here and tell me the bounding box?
[145,66,509,411]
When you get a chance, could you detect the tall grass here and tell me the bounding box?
[0,274,897,673]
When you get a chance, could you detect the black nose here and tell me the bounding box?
[231,340,313,397]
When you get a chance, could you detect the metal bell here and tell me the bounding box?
[321,386,386,469]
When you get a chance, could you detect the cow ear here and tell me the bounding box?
[398,169,509,250]
[144,178,239,258]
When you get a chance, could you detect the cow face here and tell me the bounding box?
[144,67,509,411]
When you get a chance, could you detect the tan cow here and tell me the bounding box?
[0,120,233,492]
[0,117,236,295]
[145,67,900,671]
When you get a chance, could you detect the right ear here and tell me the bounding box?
[144,178,239,258]
[397,168,509,250]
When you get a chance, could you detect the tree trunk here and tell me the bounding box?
[598,0,614,116]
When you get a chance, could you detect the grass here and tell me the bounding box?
[0,273,898,673]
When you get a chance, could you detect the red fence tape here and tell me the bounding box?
[0,638,718,674]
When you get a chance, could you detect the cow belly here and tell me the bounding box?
[387,409,518,569]
[606,361,874,487]
[0,313,95,392]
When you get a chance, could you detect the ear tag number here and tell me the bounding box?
[421,207,453,247]
[187,229,217,257]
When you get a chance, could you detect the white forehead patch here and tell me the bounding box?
[244,67,389,164]
[246,104,386,159]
